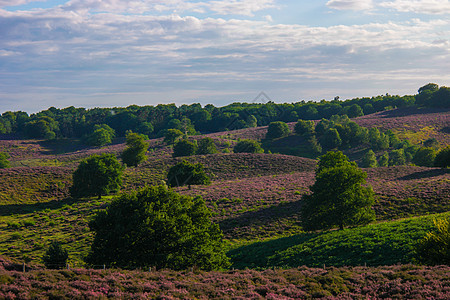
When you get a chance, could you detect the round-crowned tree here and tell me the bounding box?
[301,151,375,230]
[361,149,378,168]
[86,185,230,270]
[412,147,436,167]
[167,160,210,188]
[434,146,450,168]
[233,139,264,154]
[164,129,184,145]
[294,120,315,136]
[70,153,124,199]
[121,132,148,167]
[266,121,290,140]
[173,139,197,158]
[197,137,218,155]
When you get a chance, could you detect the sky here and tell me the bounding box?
[0,0,449,114]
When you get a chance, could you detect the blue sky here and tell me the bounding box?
[0,0,449,113]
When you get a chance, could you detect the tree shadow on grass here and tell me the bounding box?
[227,231,321,269]
[398,168,449,180]
[218,200,304,233]
[0,197,79,216]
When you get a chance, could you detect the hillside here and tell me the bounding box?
[0,106,448,271]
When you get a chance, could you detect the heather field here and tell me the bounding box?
[0,260,449,299]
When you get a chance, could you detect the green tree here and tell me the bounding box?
[389,149,406,166]
[70,153,124,199]
[233,139,264,154]
[378,151,389,167]
[167,160,210,188]
[434,146,450,168]
[164,129,184,145]
[320,128,342,150]
[0,152,10,168]
[416,218,450,265]
[173,139,198,158]
[345,104,364,118]
[86,185,230,270]
[87,124,115,147]
[121,132,148,167]
[266,121,290,140]
[307,135,322,155]
[361,150,378,168]
[412,147,436,167]
[197,137,218,155]
[43,241,68,269]
[294,119,315,136]
[301,151,375,230]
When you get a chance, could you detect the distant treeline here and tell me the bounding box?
[0,83,448,140]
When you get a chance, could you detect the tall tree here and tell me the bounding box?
[301,151,375,230]
[86,185,230,270]
[121,132,148,167]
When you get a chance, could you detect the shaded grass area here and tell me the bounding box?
[228,212,450,269]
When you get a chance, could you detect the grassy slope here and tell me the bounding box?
[0,107,448,267]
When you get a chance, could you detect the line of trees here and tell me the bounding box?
[1,84,446,141]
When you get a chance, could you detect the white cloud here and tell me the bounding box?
[326,0,374,11]
[0,0,38,7]
[379,0,450,15]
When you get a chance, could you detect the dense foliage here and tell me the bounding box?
[121,132,148,167]
[42,241,68,269]
[233,139,264,154]
[301,151,375,230]
[0,151,10,168]
[266,121,290,140]
[173,139,197,157]
[197,137,218,155]
[86,185,230,270]
[166,160,210,188]
[70,154,124,199]
[416,218,450,265]
[434,146,450,168]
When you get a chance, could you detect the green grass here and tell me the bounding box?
[228,212,450,269]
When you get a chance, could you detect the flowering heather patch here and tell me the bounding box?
[355,107,450,145]
[0,265,449,299]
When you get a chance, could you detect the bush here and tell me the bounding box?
[416,218,450,265]
[164,129,184,145]
[167,160,210,188]
[173,139,197,158]
[361,150,378,168]
[86,185,230,270]
[434,146,450,168]
[70,153,124,199]
[266,121,290,140]
[320,128,341,150]
[0,152,10,168]
[43,241,68,269]
[378,152,389,167]
[294,120,315,136]
[86,124,115,147]
[197,137,218,155]
[389,149,406,166]
[412,147,436,167]
[233,139,264,154]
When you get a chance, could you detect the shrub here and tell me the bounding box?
[43,241,69,269]
[86,124,115,147]
[434,146,450,168]
[0,152,10,168]
[320,128,341,150]
[412,147,436,167]
[70,153,124,199]
[294,120,315,136]
[197,137,218,155]
[389,149,406,166]
[86,185,230,270]
[233,139,264,154]
[167,160,210,188]
[378,151,389,167]
[164,129,184,145]
[361,150,378,168]
[173,139,197,158]
[266,121,290,140]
